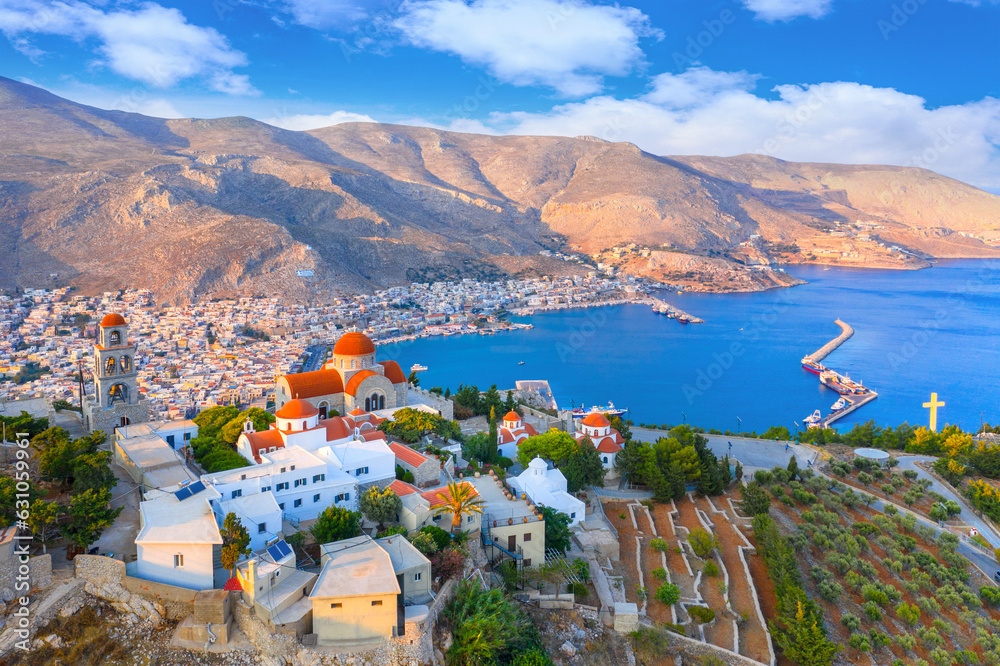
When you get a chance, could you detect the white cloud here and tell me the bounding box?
[264,110,378,131]
[279,0,377,29]
[472,68,1000,190]
[0,0,256,94]
[394,0,662,96]
[741,0,834,21]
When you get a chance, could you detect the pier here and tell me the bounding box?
[803,320,877,428]
[804,319,853,363]
[649,297,705,323]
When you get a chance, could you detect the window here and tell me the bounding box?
[276,482,288,491]
[231,489,242,499]
[355,466,369,476]
[335,492,350,503]
[467,515,475,523]
[291,465,296,471]
[602,456,608,464]
[414,572,422,582]
[330,603,342,609]
[166,435,175,446]
[523,533,531,542]
[279,503,285,510]
[261,485,271,493]
[570,512,576,519]
[280,467,286,474]
[313,474,325,483]
[174,553,184,568]
[313,494,321,503]
[294,499,302,508]
[294,478,305,488]
[432,515,442,522]
[240,474,246,480]
[258,523,266,534]
[371,600,382,607]
[184,432,191,441]
[524,559,531,567]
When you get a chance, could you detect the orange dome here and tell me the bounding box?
[379,360,406,384]
[503,411,520,422]
[100,313,126,327]
[345,370,378,396]
[582,412,611,428]
[276,399,319,419]
[334,332,375,356]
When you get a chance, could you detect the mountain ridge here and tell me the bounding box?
[2,76,999,302]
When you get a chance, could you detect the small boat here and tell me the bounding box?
[831,397,848,411]
[804,410,822,425]
[517,361,525,366]
[801,358,827,374]
[570,402,629,418]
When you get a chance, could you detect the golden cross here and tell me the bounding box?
[923,392,945,432]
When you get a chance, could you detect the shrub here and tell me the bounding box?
[928,648,953,666]
[687,528,720,559]
[896,602,921,626]
[895,634,917,651]
[862,601,882,621]
[650,538,669,552]
[869,629,891,649]
[420,525,453,551]
[652,567,668,581]
[857,471,873,486]
[411,531,439,555]
[655,583,680,606]
[431,548,466,580]
[753,470,774,486]
[890,475,906,489]
[903,469,919,480]
[703,560,719,577]
[687,606,715,623]
[841,613,861,632]
[848,633,871,652]
[817,579,843,603]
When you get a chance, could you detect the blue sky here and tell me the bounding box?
[2,0,1000,190]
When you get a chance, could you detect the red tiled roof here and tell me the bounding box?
[388,480,420,496]
[283,368,344,399]
[321,417,351,442]
[348,408,366,416]
[275,399,318,419]
[360,430,386,442]
[223,577,243,591]
[379,360,407,384]
[582,412,610,428]
[421,482,477,509]
[390,442,430,468]
[100,313,126,327]
[245,428,285,463]
[345,369,378,396]
[334,332,375,356]
[595,437,623,454]
[503,411,520,422]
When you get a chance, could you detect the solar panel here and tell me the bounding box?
[174,480,206,502]
[267,540,291,561]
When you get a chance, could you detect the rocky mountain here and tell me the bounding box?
[2,76,999,302]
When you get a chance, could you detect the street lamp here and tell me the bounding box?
[737,417,742,434]
[682,412,686,425]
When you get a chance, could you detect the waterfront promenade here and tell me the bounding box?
[803,319,853,363]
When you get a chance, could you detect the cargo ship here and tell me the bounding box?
[819,370,868,395]
[801,357,827,374]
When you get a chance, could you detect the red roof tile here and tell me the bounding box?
[389,442,430,468]
[388,480,420,496]
[345,369,378,396]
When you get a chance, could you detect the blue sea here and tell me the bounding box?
[381,260,1000,434]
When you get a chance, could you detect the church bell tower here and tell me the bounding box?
[82,313,149,439]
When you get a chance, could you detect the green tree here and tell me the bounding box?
[192,405,241,439]
[28,500,63,554]
[608,416,632,442]
[517,430,579,468]
[482,385,503,416]
[432,481,485,533]
[741,481,771,517]
[0,477,42,523]
[561,437,605,492]
[72,451,117,493]
[787,455,800,480]
[407,370,420,386]
[359,485,403,531]
[654,582,680,605]
[614,440,652,486]
[540,506,572,554]
[772,599,841,666]
[463,432,498,465]
[61,488,121,551]
[220,407,276,445]
[687,528,720,559]
[503,391,518,415]
[310,506,362,544]
[219,512,252,577]
[488,406,498,447]
[734,460,744,484]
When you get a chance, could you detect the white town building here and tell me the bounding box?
[508,458,586,527]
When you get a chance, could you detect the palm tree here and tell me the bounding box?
[432,481,485,533]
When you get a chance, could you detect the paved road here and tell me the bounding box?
[301,344,327,373]
[892,455,1000,549]
[632,429,818,471]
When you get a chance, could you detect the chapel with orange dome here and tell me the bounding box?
[575,411,625,471]
[273,332,408,418]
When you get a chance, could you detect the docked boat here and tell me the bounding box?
[831,397,848,411]
[804,410,822,425]
[571,402,628,418]
[819,370,868,395]
[801,357,827,374]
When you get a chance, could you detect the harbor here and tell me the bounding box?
[649,296,705,323]
[802,320,878,428]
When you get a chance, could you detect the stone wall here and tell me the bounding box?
[639,622,770,666]
[0,552,53,601]
[74,553,126,585]
[74,555,195,621]
[408,387,454,421]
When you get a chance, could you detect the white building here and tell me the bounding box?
[495,410,537,460]
[574,412,624,471]
[213,492,283,552]
[205,446,356,523]
[508,458,586,527]
[135,481,222,591]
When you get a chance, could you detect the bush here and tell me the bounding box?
[652,567,668,581]
[650,537,669,552]
[817,579,843,603]
[655,583,680,605]
[419,525,453,551]
[862,601,882,621]
[703,561,719,577]
[430,548,466,580]
[848,633,871,652]
[687,606,715,623]
[840,613,861,632]
[687,528,720,559]
[903,469,919,480]
[411,531,439,556]
[896,602,921,626]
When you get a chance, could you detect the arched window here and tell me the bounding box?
[318,402,329,419]
[379,394,385,410]
[105,357,116,375]
[109,383,128,404]
[351,359,356,369]
[364,397,371,411]
[120,356,131,373]
[361,359,367,369]
[109,330,121,345]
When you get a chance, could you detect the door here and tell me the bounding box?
[507,535,516,552]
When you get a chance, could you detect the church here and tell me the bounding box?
[82,313,149,439]
[274,333,408,418]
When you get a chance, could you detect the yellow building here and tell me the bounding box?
[310,536,401,646]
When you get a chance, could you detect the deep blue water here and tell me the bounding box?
[381,260,1000,434]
